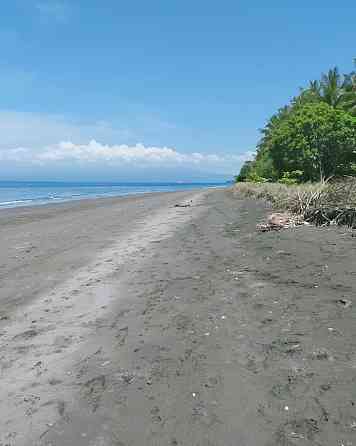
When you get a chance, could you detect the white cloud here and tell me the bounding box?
[0,140,253,174]
[0,110,254,177]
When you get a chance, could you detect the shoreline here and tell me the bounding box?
[0,182,226,211]
[0,189,199,218]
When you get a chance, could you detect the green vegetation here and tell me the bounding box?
[236,61,356,183]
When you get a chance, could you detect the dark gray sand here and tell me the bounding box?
[1,189,356,445]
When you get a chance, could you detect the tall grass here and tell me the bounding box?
[233,178,356,224]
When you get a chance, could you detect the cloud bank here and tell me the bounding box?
[0,110,254,180]
[0,140,254,174]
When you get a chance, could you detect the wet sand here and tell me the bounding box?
[1,189,356,445]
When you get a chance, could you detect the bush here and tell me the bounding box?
[278,170,304,185]
[246,171,269,183]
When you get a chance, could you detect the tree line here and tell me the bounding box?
[237,61,356,184]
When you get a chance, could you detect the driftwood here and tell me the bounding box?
[257,208,356,232]
[256,213,304,232]
[304,207,356,228]
[174,203,191,208]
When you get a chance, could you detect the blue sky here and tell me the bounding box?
[1,1,355,181]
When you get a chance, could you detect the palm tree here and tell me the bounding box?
[341,60,356,116]
[308,80,321,97]
[319,67,344,107]
[306,64,356,115]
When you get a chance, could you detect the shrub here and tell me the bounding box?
[278,170,304,185]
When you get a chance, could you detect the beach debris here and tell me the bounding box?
[305,206,356,228]
[327,327,342,335]
[289,432,304,439]
[276,250,291,256]
[337,298,352,308]
[256,212,304,232]
[269,212,293,227]
[311,348,332,361]
[320,383,331,392]
[174,203,191,208]
[119,371,135,384]
[49,378,62,386]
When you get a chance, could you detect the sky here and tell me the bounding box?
[1,1,355,182]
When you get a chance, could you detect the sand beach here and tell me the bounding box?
[1,188,356,445]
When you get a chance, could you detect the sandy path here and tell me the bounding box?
[1,189,356,446]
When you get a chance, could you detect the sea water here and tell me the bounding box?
[0,181,227,209]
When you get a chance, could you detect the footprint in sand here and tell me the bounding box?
[115,326,128,346]
[80,375,106,412]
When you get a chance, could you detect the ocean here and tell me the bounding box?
[0,181,228,209]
